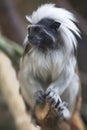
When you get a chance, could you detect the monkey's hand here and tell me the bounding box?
[45,88,70,120]
[35,90,45,105]
[46,88,62,108]
[57,102,70,120]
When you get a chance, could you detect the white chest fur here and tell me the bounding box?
[24,49,65,82]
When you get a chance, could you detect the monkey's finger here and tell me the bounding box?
[35,90,46,104]
[45,88,52,96]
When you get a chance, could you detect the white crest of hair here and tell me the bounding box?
[26,3,81,49]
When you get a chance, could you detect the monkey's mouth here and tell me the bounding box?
[28,35,41,47]
[28,34,56,51]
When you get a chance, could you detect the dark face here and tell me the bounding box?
[28,18,60,50]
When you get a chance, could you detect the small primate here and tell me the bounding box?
[19,4,84,130]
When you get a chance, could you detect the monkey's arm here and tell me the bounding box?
[46,62,79,119]
[19,56,45,109]
[19,71,44,109]
[46,63,76,95]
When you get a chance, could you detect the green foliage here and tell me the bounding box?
[0,35,23,69]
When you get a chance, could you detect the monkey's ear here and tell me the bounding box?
[25,15,32,23]
[51,22,61,30]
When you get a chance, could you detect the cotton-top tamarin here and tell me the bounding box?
[19,3,83,130]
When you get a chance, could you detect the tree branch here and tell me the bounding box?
[0,51,40,130]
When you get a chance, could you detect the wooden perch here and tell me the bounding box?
[0,51,40,130]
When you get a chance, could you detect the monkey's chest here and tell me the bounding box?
[31,59,60,87]
[28,50,63,87]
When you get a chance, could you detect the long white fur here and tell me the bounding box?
[26,3,80,49]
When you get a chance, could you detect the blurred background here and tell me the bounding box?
[0,0,87,130]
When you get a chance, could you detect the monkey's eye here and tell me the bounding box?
[28,26,41,34]
[50,22,60,31]
[33,26,41,32]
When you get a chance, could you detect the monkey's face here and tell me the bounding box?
[28,18,60,50]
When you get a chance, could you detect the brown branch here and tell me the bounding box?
[0,51,40,130]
